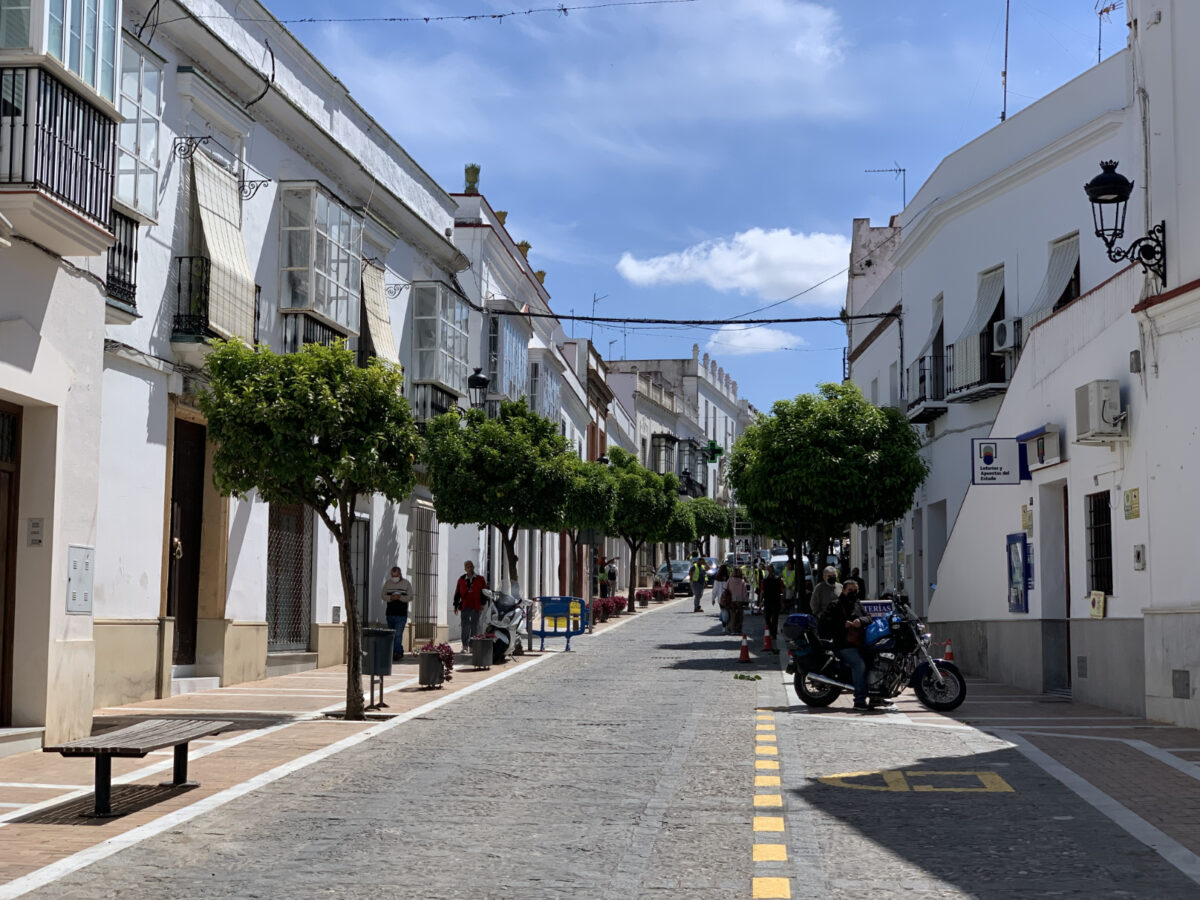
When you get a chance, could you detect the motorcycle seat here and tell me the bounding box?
[494,598,520,613]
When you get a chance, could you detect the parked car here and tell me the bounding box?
[655,560,693,595]
[701,556,719,584]
[770,554,814,595]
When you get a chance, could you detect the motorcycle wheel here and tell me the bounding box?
[492,640,508,665]
[794,670,840,707]
[512,640,524,657]
[913,664,967,711]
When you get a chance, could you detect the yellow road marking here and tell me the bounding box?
[753,843,788,862]
[752,876,792,898]
[755,775,781,787]
[755,745,778,756]
[755,760,780,770]
[753,816,785,832]
[754,794,783,807]
[756,734,777,742]
[818,769,1017,793]
[756,714,775,721]
[756,723,775,731]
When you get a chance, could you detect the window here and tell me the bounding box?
[105,208,137,305]
[651,434,675,476]
[0,0,30,48]
[487,315,527,400]
[1086,491,1113,596]
[47,0,118,101]
[528,360,561,418]
[282,313,347,354]
[411,282,469,394]
[1053,258,1082,311]
[279,185,363,335]
[116,39,161,218]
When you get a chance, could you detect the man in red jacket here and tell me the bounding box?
[453,560,488,654]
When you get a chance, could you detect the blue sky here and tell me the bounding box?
[280,1,1122,411]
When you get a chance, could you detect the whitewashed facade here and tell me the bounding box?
[848,0,1200,726]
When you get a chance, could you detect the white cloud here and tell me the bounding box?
[616,228,850,307]
[705,324,802,356]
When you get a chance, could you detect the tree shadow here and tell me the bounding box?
[789,744,1199,896]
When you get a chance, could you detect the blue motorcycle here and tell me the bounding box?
[783,595,966,711]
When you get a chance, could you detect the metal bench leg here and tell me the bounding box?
[91,755,114,817]
[159,743,198,788]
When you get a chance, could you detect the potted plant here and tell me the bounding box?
[470,632,495,669]
[418,641,454,688]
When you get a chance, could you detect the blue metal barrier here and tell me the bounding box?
[533,596,588,651]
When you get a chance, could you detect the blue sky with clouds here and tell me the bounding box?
[280,1,1121,411]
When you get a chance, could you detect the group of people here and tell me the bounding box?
[700,556,785,649]
[381,559,489,661]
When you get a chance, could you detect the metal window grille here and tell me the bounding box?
[349,517,370,624]
[0,410,16,464]
[1086,491,1113,596]
[409,504,439,642]
[282,312,347,353]
[174,255,211,337]
[105,209,137,306]
[266,503,313,651]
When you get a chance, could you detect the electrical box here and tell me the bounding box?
[1075,379,1123,440]
[1133,544,1146,571]
[66,545,95,615]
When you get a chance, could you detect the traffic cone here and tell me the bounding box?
[943,639,955,662]
[738,634,751,663]
[763,631,774,652]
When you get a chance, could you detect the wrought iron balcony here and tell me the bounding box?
[906,355,947,423]
[0,65,115,255]
[945,333,1010,403]
[173,256,212,339]
[105,210,138,307]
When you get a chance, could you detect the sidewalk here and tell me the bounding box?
[0,597,680,893]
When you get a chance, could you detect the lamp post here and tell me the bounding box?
[467,367,489,411]
[1084,160,1166,284]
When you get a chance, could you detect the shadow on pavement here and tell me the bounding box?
[12,783,199,825]
[790,744,1199,897]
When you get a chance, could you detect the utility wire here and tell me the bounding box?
[157,0,699,28]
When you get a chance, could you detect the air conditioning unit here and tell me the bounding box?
[992,318,1022,353]
[1075,379,1123,440]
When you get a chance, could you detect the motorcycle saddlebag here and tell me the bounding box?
[782,613,817,642]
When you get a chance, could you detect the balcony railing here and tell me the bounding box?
[174,256,212,338]
[945,333,1009,402]
[906,355,947,423]
[0,66,114,227]
[106,210,138,306]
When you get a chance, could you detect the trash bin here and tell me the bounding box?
[362,627,395,677]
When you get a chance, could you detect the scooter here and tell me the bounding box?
[478,588,534,664]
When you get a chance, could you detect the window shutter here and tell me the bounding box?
[192,153,256,341]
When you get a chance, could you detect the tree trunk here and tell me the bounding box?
[625,538,641,611]
[501,526,521,597]
[334,497,365,721]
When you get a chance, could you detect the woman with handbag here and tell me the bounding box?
[726,567,750,635]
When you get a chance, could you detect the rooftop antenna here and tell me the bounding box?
[1096,2,1124,64]
[589,292,608,342]
[1000,0,1011,121]
[865,165,907,208]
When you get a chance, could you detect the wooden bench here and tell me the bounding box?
[44,718,233,817]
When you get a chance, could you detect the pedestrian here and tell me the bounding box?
[809,565,839,618]
[688,553,707,612]
[781,559,797,611]
[847,567,865,597]
[381,565,412,662]
[453,560,487,654]
[598,559,610,598]
[818,586,872,711]
[607,559,618,596]
[762,566,783,650]
[726,566,749,634]
[711,562,730,627]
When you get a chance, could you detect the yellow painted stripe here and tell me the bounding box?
[756,734,777,742]
[753,843,788,862]
[756,714,775,721]
[755,760,780,770]
[753,816,785,832]
[753,876,792,898]
[755,775,781,787]
[756,724,776,731]
[755,745,778,756]
[754,794,783,807]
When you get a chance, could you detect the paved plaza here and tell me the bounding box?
[0,598,1197,898]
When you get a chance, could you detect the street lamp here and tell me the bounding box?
[1084,160,1166,284]
[467,367,489,411]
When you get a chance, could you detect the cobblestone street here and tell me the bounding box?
[2,598,1198,898]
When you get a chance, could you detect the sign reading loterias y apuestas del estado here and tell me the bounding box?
[970,438,1021,485]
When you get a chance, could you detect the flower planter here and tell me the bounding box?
[470,638,494,670]
[418,651,445,688]
[638,595,650,607]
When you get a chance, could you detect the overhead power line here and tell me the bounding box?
[157,0,700,28]
[485,309,896,326]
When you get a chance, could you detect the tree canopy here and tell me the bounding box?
[728,382,928,557]
[423,399,571,593]
[198,340,420,719]
[686,496,732,542]
[606,447,677,605]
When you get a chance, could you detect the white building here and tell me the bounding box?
[848,0,1200,726]
[0,0,474,745]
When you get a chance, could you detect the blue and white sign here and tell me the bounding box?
[971,438,1022,485]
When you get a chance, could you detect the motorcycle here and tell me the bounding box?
[478,588,534,664]
[784,594,966,711]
